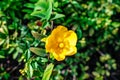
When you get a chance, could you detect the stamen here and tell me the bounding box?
[59,43,64,48]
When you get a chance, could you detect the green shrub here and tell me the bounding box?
[0,0,120,80]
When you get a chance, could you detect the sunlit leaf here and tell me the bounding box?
[51,13,65,20]
[24,3,34,8]
[30,47,46,56]
[0,55,5,59]
[31,0,52,20]
[76,27,82,39]
[0,38,5,45]
[42,63,54,80]
[31,31,46,40]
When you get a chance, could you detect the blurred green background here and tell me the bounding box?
[0,0,120,80]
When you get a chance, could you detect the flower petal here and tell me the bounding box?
[64,46,77,56]
[64,30,77,46]
[51,26,68,42]
[46,26,68,52]
[45,35,57,52]
[52,52,65,61]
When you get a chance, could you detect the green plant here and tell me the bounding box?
[0,0,120,80]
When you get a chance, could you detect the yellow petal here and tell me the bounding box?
[64,46,77,56]
[45,35,57,52]
[52,26,68,35]
[52,52,65,61]
[41,37,47,42]
[64,30,77,46]
[51,26,68,42]
[45,26,68,52]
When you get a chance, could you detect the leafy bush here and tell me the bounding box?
[0,0,120,80]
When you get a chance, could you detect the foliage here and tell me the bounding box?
[0,0,120,80]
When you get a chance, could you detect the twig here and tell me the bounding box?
[9,62,21,74]
[73,75,76,80]
[96,49,104,56]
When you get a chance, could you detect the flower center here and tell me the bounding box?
[59,42,64,48]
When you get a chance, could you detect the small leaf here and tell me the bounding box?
[22,9,33,13]
[45,1,52,20]
[42,21,49,28]
[31,0,47,18]
[31,31,46,40]
[42,63,54,80]
[35,0,48,10]
[8,48,15,54]
[53,2,58,8]
[89,28,94,36]
[0,11,5,17]
[2,25,8,35]
[0,38,5,45]
[51,13,65,20]
[13,51,18,59]
[31,0,52,20]
[76,27,82,39]
[31,11,46,18]
[30,47,46,56]
[24,3,34,8]
[41,58,48,62]
[112,22,120,28]
[29,64,33,78]
[0,55,5,59]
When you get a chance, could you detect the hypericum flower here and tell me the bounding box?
[45,26,77,61]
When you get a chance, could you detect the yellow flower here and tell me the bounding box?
[45,26,77,61]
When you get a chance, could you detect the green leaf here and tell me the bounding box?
[42,63,54,80]
[41,58,48,63]
[89,28,94,36]
[31,0,52,20]
[0,55,5,58]
[0,25,8,35]
[29,64,33,78]
[35,0,48,10]
[22,9,33,13]
[31,31,41,39]
[0,38,5,45]
[30,0,38,3]
[31,0,48,18]
[31,31,46,40]
[24,3,34,8]
[76,27,82,39]
[42,21,49,28]
[112,22,120,28]
[3,72,10,80]
[53,2,58,8]
[18,76,24,80]
[8,47,15,54]
[51,13,65,20]
[31,11,46,19]
[30,47,46,56]
[0,11,5,17]
[45,0,52,20]
[13,51,18,59]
